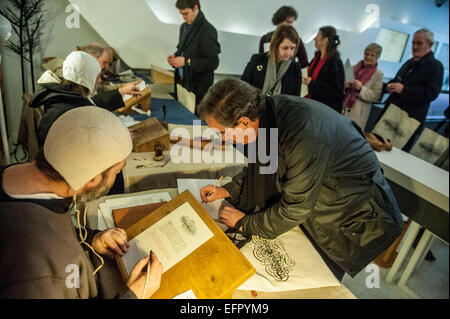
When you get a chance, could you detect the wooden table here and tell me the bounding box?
[375,147,449,298]
[117,190,256,299]
[123,124,247,192]
[86,189,356,299]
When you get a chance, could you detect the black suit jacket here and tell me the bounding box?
[384,51,444,124]
[174,11,221,108]
[241,53,302,96]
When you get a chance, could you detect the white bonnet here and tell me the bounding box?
[62,51,101,93]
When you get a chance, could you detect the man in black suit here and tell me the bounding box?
[167,0,221,115]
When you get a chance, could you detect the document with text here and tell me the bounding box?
[177,179,230,231]
[121,202,214,276]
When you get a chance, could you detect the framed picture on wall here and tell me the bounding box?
[375,28,409,63]
[437,43,449,69]
[432,41,439,53]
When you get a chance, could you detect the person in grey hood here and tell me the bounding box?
[198,78,403,280]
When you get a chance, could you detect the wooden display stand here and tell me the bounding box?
[115,190,255,299]
[151,64,174,84]
[128,117,170,152]
[116,87,152,114]
[374,219,411,268]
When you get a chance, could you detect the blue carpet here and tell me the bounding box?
[127,97,205,126]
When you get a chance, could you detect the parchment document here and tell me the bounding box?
[121,202,214,275]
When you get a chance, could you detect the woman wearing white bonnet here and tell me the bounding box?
[30,50,120,147]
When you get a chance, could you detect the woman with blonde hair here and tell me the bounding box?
[342,43,384,130]
[242,24,302,97]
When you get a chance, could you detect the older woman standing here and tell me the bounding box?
[303,26,345,113]
[242,25,302,97]
[342,43,384,130]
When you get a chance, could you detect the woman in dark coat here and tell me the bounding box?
[303,26,345,113]
[242,25,302,97]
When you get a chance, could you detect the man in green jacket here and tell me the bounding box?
[167,0,221,114]
[198,78,404,280]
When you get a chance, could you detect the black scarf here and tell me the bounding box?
[177,11,205,54]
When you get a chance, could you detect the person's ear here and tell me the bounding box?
[82,174,103,191]
[237,117,251,128]
[193,5,199,14]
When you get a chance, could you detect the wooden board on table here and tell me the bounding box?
[151,64,175,84]
[115,190,255,299]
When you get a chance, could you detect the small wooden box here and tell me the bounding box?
[129,117,170,152]
[151,64,174,84]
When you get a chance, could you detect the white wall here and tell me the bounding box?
[1,0,449,149]
[0,0,108,145]
[71,0,449,76]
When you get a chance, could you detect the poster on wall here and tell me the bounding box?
[376,28,409,63]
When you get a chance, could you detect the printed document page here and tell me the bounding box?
[121,202,214,276]
[301,68,308,97]
[344,58,354,82]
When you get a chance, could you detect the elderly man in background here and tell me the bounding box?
[0,107,162,298]
[81,44,142,107]
[383,28,444,151]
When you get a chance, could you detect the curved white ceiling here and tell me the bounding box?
[145,0,449,39]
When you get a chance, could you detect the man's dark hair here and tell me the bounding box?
[176,0,200,10]
[272,6,298,26]
[35,149,65,183]
[197,78,265,127]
